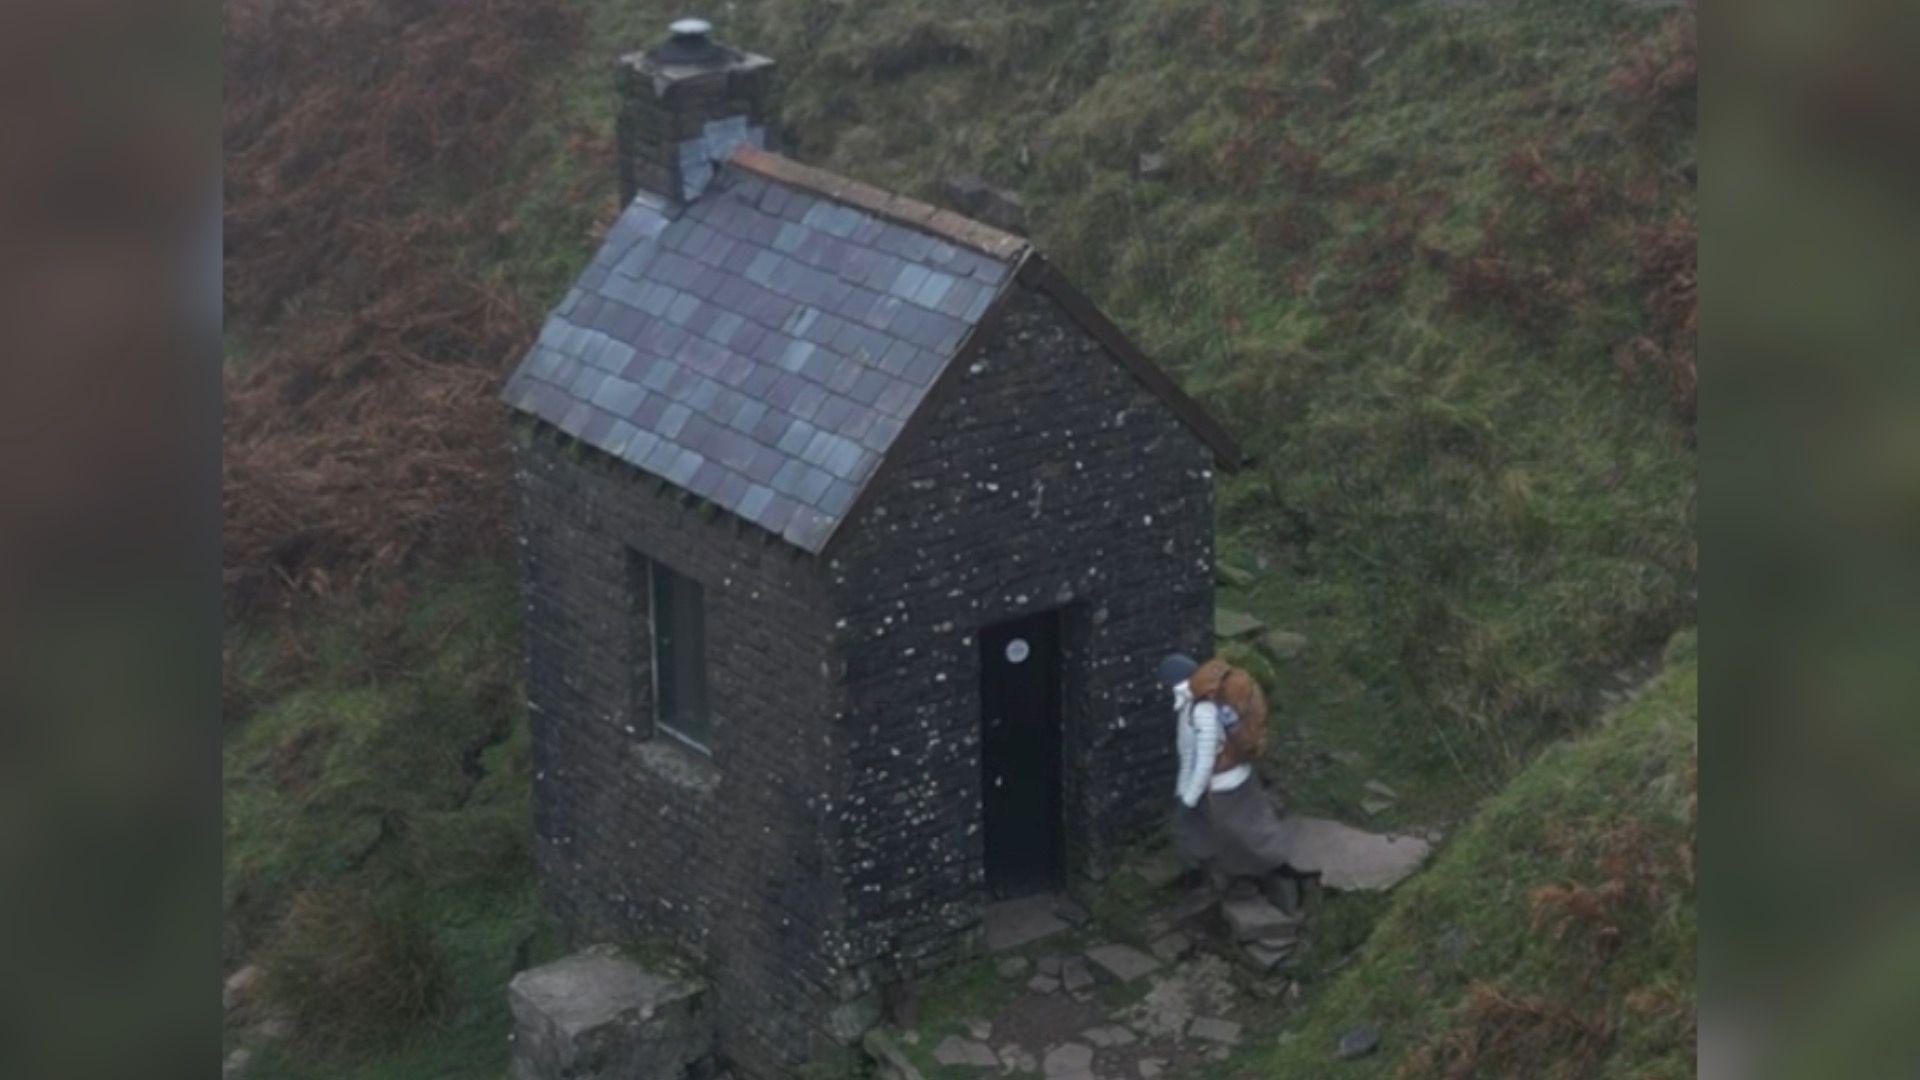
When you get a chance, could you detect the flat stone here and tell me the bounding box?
[508,944,707,1080]
[934,1035,999,1068]
[1188,1017,1242,1046]
[999,1044,1039,1073]
[966,1018,993,1041]
[1060,958,1095,994]
[1137,1059,1165,1079]
[1036,955,1064,977]
[1166,888,1218,926]
[1137,151,1170,181]
[1129,848,1186,890]
[986,895,1071,953]
[1360,795,1395,817]
[1053,896,1092,927]
[1148,931,1192,963]
[1027,974,1061,995]
[1214,560,1253,586]
[1215,608,1265,639]
[1363,780,1399,800]
[1042,1042,1094,1078]
[1278,817,1433,891]
[1258,629,1308,659]
[1082,1024,1137,1048]
[998,956,1031,979]
[863,1029,926,1080]
[1242,940,1295,972]
[1336,1025,1381,1059]
[1220,896,1300,943]
[224,964,264,1013]
[1086,944,1160,984]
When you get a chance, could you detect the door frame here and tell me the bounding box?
[976,603,1090,899]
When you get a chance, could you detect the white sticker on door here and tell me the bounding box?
[1005,638,1030,663]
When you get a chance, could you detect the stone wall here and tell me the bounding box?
[513,423,847,1077]
[512,283,1217,1076]
[823,284,1217,986]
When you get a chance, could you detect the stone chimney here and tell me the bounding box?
[615,18,777,208]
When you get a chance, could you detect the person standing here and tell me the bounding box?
[1160,652,1297,894]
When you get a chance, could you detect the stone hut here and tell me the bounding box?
[501,19,1242,1078]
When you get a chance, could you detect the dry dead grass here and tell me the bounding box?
[222,0,578,605]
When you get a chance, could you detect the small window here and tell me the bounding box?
[646,558,710,752]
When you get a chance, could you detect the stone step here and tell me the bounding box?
[1220,895,1302,943]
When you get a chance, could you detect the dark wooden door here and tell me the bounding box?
[980,610,1063,899]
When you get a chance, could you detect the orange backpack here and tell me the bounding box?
[1189,657,1268,771]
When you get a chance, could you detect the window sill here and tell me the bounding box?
[632,736,718,794]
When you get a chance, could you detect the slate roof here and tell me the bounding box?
[506,144,1244,553]
[503,146,1029,552]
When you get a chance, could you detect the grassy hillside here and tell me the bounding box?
[222,566,558,1076]
[494,0,1697,807]
[1263,630,1696,1076]
[222,0,1695,1073]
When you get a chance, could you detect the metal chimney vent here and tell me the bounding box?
[650,17,728,66]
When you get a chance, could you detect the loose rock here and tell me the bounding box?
[1082,1024,1137,1048]
[1188,1017,1242,1046]
[1258,629,1308,660]
[999,1044,1039,1073]
[223,964,264,1013]
[1148,931,1192,963]
[1242,940,1295,973]
[1137,151,1170,181]
[1042,1041,1094,1078]
[1336,1025,1381,1059]
[1137,1059,1165,1079]
[934,1035,999,1068]
[1214,560,1254,587]
[1215,608,1265,639]
[1086,944,1160,984]
[1129,848,1186,890]
[998,956,1031,979]
[1221,895,1300,943]
[1027,974,1061,995]
[863,1029,927,1080]
[1060,958,1095,995]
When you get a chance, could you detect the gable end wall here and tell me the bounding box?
[824,284,1217,983]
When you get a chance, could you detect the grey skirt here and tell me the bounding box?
[1172,775,1297,878]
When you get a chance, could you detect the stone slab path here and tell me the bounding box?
[881,814,1433,1078]
[985,894,1073,953]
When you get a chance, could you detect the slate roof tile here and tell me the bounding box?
[502,155,1026,552]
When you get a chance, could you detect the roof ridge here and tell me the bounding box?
[728,145,1029,263]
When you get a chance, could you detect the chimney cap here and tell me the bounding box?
[649,17,728,66]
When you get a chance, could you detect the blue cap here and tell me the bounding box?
[1157,653,1197,688]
